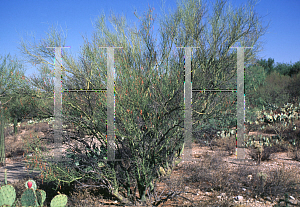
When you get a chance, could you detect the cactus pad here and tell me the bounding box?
[36,189,46,206]
[0,185,16,206]
[50,194,68,207]
[21,188,38,207]
[25,180,37,190]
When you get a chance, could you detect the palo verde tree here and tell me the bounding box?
[0,53,30,165]
[18,0,270,204]
[161,0,270,134]
[2,63,56,134]
[22,63,57,119]
[19,20,185,205]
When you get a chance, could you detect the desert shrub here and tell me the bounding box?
[248,145,277,162]
[4,126,13,137]
[258,163,300,198]
[34,125,41,132]
[276,140,292,152]
[39,122,50,133]
[68,188,104,207]
[184,151,230,192]
[261,146,276,161]
[287,146,300,161]
[286,72,300,102]
[266,72,292,105]
[214,135,236,156]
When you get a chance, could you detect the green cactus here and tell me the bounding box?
[244,102,300,149]
[21,188,39,207]
[36,189,46,206]
[25,180,37,190]
[0,184,16,206]
[50,194,68,207]
[0,177,68,207]
[4,169,7,185]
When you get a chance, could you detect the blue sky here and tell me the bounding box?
[1,0,300,79]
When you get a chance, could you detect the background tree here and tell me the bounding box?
[18,0,270,204]
[249,58,300,109]
[286,71,300,104]
[0,53,30,165]
[1,63,56,134]
[273,62,293,77]
[256,57,275,75]
[6,88,37,135]
[243,61,268,123]
[170,0,270,135]
[287,61,300,78]
[21,63,57,119]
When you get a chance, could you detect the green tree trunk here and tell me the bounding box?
[13,117,18,134]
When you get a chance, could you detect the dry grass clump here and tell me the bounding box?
[183,151,232,192]
[264,163,300,197]
[68,188,107,206]
[169,145,300,206]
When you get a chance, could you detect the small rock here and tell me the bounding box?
[289,198,298,205]
[234,195,243,201]
[265,196,272,202]
[265,201,271,205]
[220,193,226,197]
[279,201,286,206]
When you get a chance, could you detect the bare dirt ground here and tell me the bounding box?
[1,119,300,206]
[0,120,64,184]
[151,144,300,207]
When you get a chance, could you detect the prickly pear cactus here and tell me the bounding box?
[50,194,68,207]
[0,184,16,206]
[242,102,300,149]
[21,188,39,207]
[247,102,300,128]
[4,169,7,185]
[0,178,62,207]
[25,179,37,190]
[36,189,46,206]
